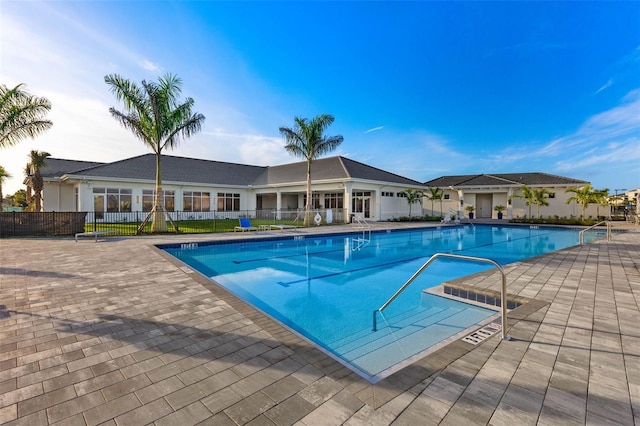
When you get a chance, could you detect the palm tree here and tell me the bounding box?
[279,114,343,226]
[0,83,52,148]
[23,163,32,210]
[28,150,50,212]
[510,185,536,218]
[592,188,610,219]
[105,73,205,233]
[401,188,424,218]
[565,184,596,220]
[426,187,444,217]
[0,165,11,210]
[532,188,552,219]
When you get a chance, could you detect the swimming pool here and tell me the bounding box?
[162,224,602,382]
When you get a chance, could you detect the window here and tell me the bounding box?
[381,192,394,197]
[397,192,407,198]
[324,193,344,209]
[444,194,450,200]
[217,193,239,211]
[184,191,211,212]
[548,192,556,199]
[93,188,131,212]
[303,193,321,209]
[142,190,175,212]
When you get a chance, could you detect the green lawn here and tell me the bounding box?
[84,218,304,236]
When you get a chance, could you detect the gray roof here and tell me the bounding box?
[425,173,589,188]
[64,154,265,186]
[261,156,424,186]
[49,154,424,187]
[40,159,105,178]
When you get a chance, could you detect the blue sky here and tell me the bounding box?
[1,1,639,195]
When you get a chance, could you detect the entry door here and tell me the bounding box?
[94,194,105,220]
[477,194,493,218]
[352,192,371,218]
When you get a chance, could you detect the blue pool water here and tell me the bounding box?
[162,225,601,381]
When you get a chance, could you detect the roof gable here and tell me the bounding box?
[425,172,589,187]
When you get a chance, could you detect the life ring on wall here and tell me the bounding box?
[314,213,322,226]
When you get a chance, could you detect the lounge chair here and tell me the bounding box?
[441,213,451,224]
[234,217,257,232]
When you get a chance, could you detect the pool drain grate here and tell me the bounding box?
[462,322,501,345]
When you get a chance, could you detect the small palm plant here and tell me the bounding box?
[494,204,506,219]
[465,205,475,219]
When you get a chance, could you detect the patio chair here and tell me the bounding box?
[234,217,257,232]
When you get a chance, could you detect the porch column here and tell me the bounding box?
[276,190,282,220]
[457,189,464,221]
[343,183,352,223]
[507,188,513,219]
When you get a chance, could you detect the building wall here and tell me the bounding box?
[431,186,603,219]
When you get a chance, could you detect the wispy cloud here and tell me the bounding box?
[594,78,613,94]
[364,126,384,134]
[141,60,162,72]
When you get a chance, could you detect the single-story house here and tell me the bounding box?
[423,173,603,219]
[37,154,427,222]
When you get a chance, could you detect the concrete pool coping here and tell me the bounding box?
[1,220,638,424]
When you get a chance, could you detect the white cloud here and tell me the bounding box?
[364,126,384,134]
[595,79,613,94]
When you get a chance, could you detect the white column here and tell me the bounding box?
[276,190,282,220]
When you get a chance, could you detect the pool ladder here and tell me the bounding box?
[351,215,371,250]
[372,253,510,341]
[578,220,611,244]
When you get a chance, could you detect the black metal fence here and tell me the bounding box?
[0,209,348,237]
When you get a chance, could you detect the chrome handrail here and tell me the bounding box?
[372,253,510,341]
[578,220,611,244]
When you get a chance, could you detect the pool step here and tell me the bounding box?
[344,307,491,377]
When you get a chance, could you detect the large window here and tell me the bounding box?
[303,193,321,209]
[142,190,175,212]
[324,193,343,209]
[184,191,211,212]
[93,188,132,213]
[217,193,239,211]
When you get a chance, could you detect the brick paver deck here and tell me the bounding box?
[1,222,638,425]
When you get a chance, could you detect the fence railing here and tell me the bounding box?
[0,209,348,237]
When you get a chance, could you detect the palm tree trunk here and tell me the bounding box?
[150,152,168,233]
[304,159,312,226]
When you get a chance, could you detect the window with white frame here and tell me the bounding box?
[93,188,132,212]
[382,191,394,197]
[142,189,175,212]
[303,193,321,209]
[217,193,240,211]
[184,191,211,212]
[324,193,343,209]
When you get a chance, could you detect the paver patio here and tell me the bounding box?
[0,222,638,425]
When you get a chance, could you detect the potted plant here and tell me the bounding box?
[494,205,506,220]
[465,205,475,219]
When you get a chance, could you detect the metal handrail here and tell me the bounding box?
[372,253,510,341]
[578,220,611,244]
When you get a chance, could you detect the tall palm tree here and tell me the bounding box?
[23,163,32,210]
[279,114,343,226]
[510,185,536,218]
[28,150,50,212]
[427,187,444,217]
[532,188,552,219]
[592,188,610,219]
[565,184,596,220]
[105,73,205,233]
[0,83,52,148]
[402,188,424,218]
[0,165,11,210]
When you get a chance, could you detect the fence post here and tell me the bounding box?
[53,211,56,236]
[93,212,97,232]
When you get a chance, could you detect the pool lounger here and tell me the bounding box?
[270,224,296,231]
[75,230,120,242]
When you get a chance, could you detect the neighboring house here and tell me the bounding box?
[424,173,599,219]
[39,154,427,222]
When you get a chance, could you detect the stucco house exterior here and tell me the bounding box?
[423,173,601,220]
[38,154,427,223]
